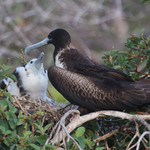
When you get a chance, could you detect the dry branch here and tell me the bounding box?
[126,121,140,150]
[94,128,119,143]
[50,110,150,144]
[136,131,150,150]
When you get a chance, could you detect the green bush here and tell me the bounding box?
[102,34,150,80]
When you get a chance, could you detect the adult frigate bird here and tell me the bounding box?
[24,28,150,111]
[0,52,52,102]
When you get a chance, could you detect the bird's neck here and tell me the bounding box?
[54,43,75,69]
[55,52,65,69]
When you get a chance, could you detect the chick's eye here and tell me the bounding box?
[30,61,33,64]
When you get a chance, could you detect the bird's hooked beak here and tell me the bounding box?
[24,37,52,55]
[34,52,44,69]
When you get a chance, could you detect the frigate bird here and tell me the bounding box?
[0,52,52,102]
[24,28,150,111]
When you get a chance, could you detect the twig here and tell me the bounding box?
[105,140,110,150]
[126,121,140,150]
[13,96,29,116]
[94,128,119,143]
[51,110,80,144]
[60,118,82,150]
[141,36,148,49]
[47,89,54,100]
[135,117,150,131]
[136,131,150,150]
[45,121,60,145]
[50,110,150,144]
[20,49,28,64]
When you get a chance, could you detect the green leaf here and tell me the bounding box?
[84,139,95,149]
[0,126,5,134]
[0,119,9,131]
[67,139,73,148]
[5,130,11,135]
[11,113,18,124]
[43,123,53,133]
[36,134,47,145]
[110,49,119,55]
[9,119,16,129]
[0,100,7,111]
[86,129,94,138]
[28,136,37,144]
[0,64,13,71]
[75,126,85,137]
[139,40,145,48]
[43,145,56,150]
[140,0,149,4]
[93,133,99,139]
[9,106,17,114]
[10,144,16,150]
[113,65,122,70]
[29,144,41,150]
[118,55,125,66]
[6,99,13,108]
[5,73,17,82]
[96,147,105,150]
[4,92,13,101]
[76,137,85,149]
[5,111,10,120]
[16,124,24,137]
[4,138,10,147]
[34,123,43,134]
[24,131,32,137]
[16,120,23,126]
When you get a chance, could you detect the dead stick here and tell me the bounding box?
[94,128,119,143]
[13,96,29,116]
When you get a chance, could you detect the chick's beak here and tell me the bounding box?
[34,52,44,69]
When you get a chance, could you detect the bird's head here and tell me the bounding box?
[25,28,71,55]
[25,52,45,74]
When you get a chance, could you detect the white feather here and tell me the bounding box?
[16,65,48,100]
[3,78,20,96]
[55,53,64,69]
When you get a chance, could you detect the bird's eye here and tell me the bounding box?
[30,61,33,64]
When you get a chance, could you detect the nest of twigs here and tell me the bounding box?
[12,96,73,123]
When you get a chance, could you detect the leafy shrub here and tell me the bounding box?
[102,34,150,80]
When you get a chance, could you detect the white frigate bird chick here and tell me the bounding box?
[0,52,52,102]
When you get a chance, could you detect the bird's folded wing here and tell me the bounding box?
[48,67,144,111]
[70,62,133,82]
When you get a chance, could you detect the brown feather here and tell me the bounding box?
[48,67,150,111]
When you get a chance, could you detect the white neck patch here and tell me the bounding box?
[54,45,74,69]
[55,53,64,69]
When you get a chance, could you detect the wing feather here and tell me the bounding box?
[48,66,138,111]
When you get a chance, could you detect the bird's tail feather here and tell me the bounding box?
[127,79,150,105]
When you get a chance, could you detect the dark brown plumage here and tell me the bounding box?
[25,28,150,111]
